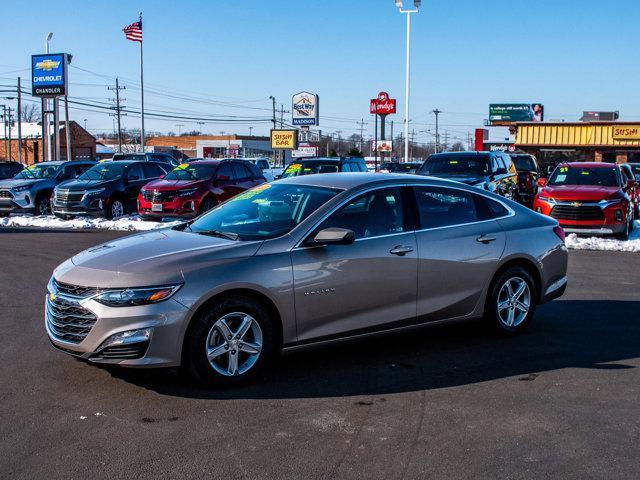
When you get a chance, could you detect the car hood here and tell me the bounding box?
[53,227,262,288]
[59,178,119,191]
[0,178,47,190]
[427,173,487,185]
[143,178,206,190]
[540,185,620,202]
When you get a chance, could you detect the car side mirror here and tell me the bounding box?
[537,178,547,187]
[313,228,355,246]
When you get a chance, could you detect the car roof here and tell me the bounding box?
[430,151,492,157]
[186,159,221,165]
[561,162,618,169]
[276,172,460,190]
[32,161,64,166]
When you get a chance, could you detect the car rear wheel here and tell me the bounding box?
[34,194,52,216]
[486,266,537,335]
[184,295,276,387]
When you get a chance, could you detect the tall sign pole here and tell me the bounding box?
[139,12,145,151]
[17,77,22,164]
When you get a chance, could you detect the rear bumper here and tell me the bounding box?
[540,276,567,304]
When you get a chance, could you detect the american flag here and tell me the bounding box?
[123,18,142,42]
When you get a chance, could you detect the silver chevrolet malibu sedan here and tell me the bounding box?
[46,173,568,386]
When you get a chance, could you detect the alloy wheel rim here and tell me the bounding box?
[497,276,530,328]
[39,198,51,215]
[205,312,263,377]
[111,201,124,219]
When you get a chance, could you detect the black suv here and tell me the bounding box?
[379,161,423,174]
[112,152,181,168]
[0,161,24,180]
[280,157,367,178]
[418,151,519,199]
[53,160,169,219]
[509,153,541,206]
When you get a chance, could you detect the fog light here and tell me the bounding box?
[97,328,152,351]
[614,209,623,222]
[98,199,103,209]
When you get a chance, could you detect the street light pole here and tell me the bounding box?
[394,0,421,163]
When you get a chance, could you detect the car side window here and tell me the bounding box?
[127,164,145,180]
[503,155,516,174]
[317,187,405,239]
[341,163,352,172]
[232,163,251,180]
[414,187,479,229]
[142,163,162,179]
[216,163,235,180]
[74,164,92,177]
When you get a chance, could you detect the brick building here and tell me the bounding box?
[0,121,97,165]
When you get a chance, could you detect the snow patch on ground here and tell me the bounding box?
[0,215,180,231]
[564,220,640,252]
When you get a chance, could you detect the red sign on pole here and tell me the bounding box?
[370,91,397,115]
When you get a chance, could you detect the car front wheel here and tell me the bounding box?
[184,295,276,387]
[486,267,537,335]
[35,194,52,216]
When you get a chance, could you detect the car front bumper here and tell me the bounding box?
[52,195,105,217]
[0,189,36,214]
[45,286,191,367]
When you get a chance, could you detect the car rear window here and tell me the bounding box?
[511,155,537,172]
[420,155,490,176]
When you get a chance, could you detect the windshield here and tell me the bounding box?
[187,183,341,241]
[511,155,537,172]
[79,163,125,181]
[282,162,339,177]
[395,163,420,173]
[548,166,619,187]
[421,155,489,175]
[164,163,216,181]
[14,163,60,179]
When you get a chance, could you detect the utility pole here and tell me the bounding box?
[108,78,126,153]
[432,108,441,153]
[1,105,6,160]
[410,128,416,161]
[175,124,184,135]
[357,118,366,152]
[269,96,276,130]
[390,120,394,158]
[17,77,22,164]
[5,107,13,161]
[249,126,253,136]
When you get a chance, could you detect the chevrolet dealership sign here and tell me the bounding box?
[32,53,67,96]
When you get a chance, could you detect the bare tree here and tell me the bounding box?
[449,141,465,152]
[21,104,41,123]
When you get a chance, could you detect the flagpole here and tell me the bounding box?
[139,12,145,151]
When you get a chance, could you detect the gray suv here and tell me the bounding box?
[0,161,95,216]
[46,173,568,386]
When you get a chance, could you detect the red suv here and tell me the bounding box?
[533,162,636,239]
[138,159,266,219]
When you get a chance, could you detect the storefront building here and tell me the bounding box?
[145,135,273,159]
[514,122,640,170]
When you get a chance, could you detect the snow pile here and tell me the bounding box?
[564,220,640,252]
[0,215,180,231]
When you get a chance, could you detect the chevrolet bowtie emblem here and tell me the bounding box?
[572,202,582,207]
[36,59,60,71]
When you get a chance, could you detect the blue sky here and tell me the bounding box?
[3,0,640,145]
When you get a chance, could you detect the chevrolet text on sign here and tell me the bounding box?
[31,53,67,97]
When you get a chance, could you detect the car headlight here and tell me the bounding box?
[93,284,182,307]
[537,195,551,203]
[12,185,30,193]
[82,188,105,200]
[177,188,198,197]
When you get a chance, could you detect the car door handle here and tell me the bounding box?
[390,245,414,256]
[476,235,497,244]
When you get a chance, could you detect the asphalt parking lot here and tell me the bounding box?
[1,228,639,480]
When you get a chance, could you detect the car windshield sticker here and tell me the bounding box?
[285,163,302,173]
[231,183,271,201]
[555,174,567,182]
[559,167,568,173]
[175,164,190,170]
[449,160,459,164]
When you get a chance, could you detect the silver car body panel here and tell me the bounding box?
[47,173,568,366]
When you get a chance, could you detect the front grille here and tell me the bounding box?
[550,205,604,221]
[143,190,175,202]
[0,190,12,199]
[55,189,84,203]
[46,295,97,344]
[53,279,98,298]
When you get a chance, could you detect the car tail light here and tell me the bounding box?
[553,225,565,242]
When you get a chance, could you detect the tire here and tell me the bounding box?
[34,193,52,216]
[485,266,537,335]
[105,197,126,220]
[615,220,630,241]
[198,196,217,215]
[184,294,276,387]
